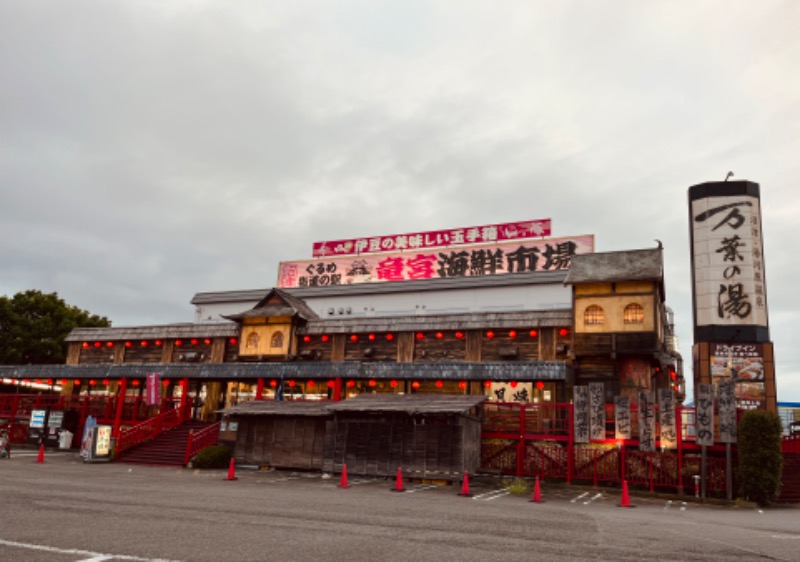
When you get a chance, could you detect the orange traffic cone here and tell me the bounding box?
[458,471,472,497]
[619,480,635,508]
[391,466,405,492]
[339,464,350,488]
[36,444,45,464]
[225,458,237,481]
[529,476,544,503]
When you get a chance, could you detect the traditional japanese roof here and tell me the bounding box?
[65,323,238,342]
[0,360,570,381]
[564,248,664,285]
[190,270,569,305]
[300,309,571,334]
[223,288,319,322]
[325,393,486,414]
[219,400,330,416]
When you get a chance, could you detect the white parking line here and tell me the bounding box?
[0,538,182,562]
[405,484,440,494]
[472,488,510,501]
[571,492,589,503]
[582,493,603,505]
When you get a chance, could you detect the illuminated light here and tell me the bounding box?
[132,380,140,387]
[484,380,492,388]
[559,328,569,337]
[74,379,81,385]
[416,332,425,340]
[327,380,335,388]
[486,331,494,339]
[106,342,114,347]
[321,335,329,342]
[458,381,466,390]
[350,334,359,342]
[390,380,398,388]
[386,333,394,341]
[140,341,148,347]
[509,330,517,339]
[435,380,443,388]
[288,380,296,387]
[303,336,311,343]
[82,342,89,349]
[154,340,162,346]
[412,381,420,389]
[455,332,464,339]
[670,370,677,380]
[191,339,198,345]
[46,379,53,385]
[436,332,444,339]
[347,380,355,388]
[673,385,680,392]
[89,379,97,386]
[126,341,133,348]
[510,381,518,388]
[35,379,41,384]
[307,380,315,388]
[94,342,101,348]
[102,379,109,385]
[368,334,376,341]
[175,340,182,347]
[529,330,539,338]
[536,381,545,390]
[368,379,377,387]
[204,339,211,345]
[229,338,238,345]
[60,379,67,385]
[269,380,278,388]
[162,380,169,387]
[22,379,29,383]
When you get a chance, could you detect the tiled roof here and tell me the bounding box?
[65,323,238,342]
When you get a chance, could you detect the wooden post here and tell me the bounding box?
[179,378,189,421]
[516,404,526,478]
[112,377,128,439]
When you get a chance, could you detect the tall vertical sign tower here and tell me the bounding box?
[688,181,776,412]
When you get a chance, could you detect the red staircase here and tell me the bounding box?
[116,420,212,466]
[778,453,800,504]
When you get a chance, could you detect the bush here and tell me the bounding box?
[191,445,232,469]
[737,410,783,506]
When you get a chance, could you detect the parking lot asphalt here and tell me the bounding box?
[1,449,799,562]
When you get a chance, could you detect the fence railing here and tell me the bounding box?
[115,408,180,458]
[184,422,221,465]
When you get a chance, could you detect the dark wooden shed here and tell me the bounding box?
[220,400,331,470]
[323,394,485,481]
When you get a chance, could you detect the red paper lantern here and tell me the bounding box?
[162,380,170,387]
[190,339,198,346]
[368,334,376,341]
[327,380,335,388]
[559,328,569,337]
[94,342,101,348]
[347,380,355,388]
[102,379,109,385]
[386,333,394,341]
[174,340,182,347]
[484,380,491,388]
[486,330,494,339]
[60,379,67,385]
[321,335,329,342]
[350,334,358,342]
[140,340,148,347]
[390,380,398,388]
[106,341,114,347]
[529,330,539,338]
[307,380,315,388]
[412,381,420,389]
[416,332,425,340]
[536,381,545,390]
[74,379,81,385]
[270,380,278,388]
[204,339,211,345]
[132,380,140,387]
[435,380,443,388]
[82,342,89,348]
[229,338,238,345]
[89,379,97,386]
[509,330,517,339]
[458,381,466,389]
[368,379,376,387]
[303,336,311,343]
[288,380,296,387]
[510,381,518,388]
[455,332,464,339]
[436,332,444,339]
[155,340,162,346]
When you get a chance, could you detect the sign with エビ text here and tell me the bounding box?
[573,386,590,443]
[280,235,594,288]
[658,389,677,450]
[312,219,552,257]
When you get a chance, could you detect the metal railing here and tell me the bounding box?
[184,422,221,465]
[115,408,180,458]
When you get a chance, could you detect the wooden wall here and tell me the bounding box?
[232,416,328,469]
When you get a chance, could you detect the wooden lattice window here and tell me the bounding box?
[624,303,645,324]
[584,305,605,325]
[270,331,284,349]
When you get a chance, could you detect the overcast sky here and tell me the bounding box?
[1,1,798,401]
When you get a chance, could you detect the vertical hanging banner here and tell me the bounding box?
[614,396,632,440]
[695,383,715,446]
[658,389,677,450]
[145,373,161,406]
[638,391,656,452]
[717,380,738,443]
[573,386,590,443]
[589,382,605,441]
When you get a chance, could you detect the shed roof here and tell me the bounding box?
[219,400,330,416]
[65,323,238,342]
[223,288,319,322]
[326,394,486,414]
[564,248,663,285]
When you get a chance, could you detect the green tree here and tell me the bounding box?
[0,290,110,364]
[737,409,784,506]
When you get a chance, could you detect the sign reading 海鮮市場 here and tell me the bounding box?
[278,234,594,288]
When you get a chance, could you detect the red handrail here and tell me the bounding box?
[184,422,221,465]
[783,434,800,454]
[115,408,180,458]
